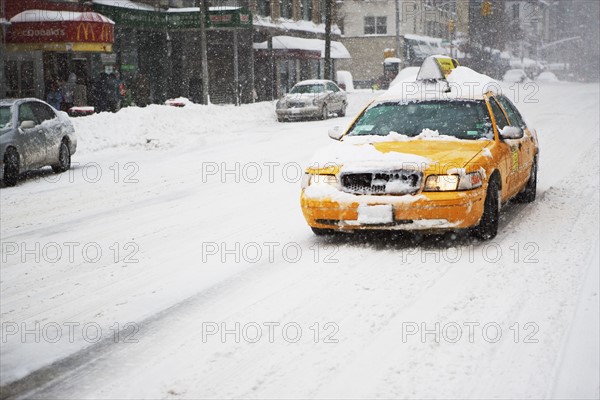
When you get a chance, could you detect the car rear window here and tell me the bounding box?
[290,84,325,94]
[347,100,493,140]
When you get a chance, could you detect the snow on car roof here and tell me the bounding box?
[295,80,332,86]
[380,66,500,102]
[0,98,44,106]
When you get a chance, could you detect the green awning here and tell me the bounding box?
[91,4,252,30]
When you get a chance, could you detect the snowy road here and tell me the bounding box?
[1,83,598,399]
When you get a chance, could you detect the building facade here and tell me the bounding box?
[1,0,116,102]
[251,0,348,100]
[336,0,455,87]
[2,0,348,104]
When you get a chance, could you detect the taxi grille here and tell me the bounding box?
[340,170,422,195]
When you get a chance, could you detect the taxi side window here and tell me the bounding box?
[497,96,525,128]
[488,97,509,131]
[18,103,38,126]
[327,82,339,92]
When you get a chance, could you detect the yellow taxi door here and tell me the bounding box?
[496,95,536,188]
[487,96,522,199]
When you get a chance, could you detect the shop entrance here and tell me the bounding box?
[4,60,35,98]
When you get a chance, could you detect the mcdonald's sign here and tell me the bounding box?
[99,23,113,42]
[76,22,96,41]
[70,21,113,44]
[6,11,114,49]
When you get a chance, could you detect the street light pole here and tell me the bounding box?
[324,0,332,80]
[395,0,401,60]
[199,0,210,104]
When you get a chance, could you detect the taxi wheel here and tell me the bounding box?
[320,104,328,120]
[3,148,19,187]
[472,178,500,240]
[514,158,537,203]
[311,227,336,236]
[52,141,71,173]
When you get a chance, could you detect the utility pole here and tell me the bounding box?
[199,0,210,104]
[324,0,332,80]
[395,0,401,60]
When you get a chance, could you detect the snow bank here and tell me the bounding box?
[71,101,276,154]
[536,71,560,83]
[164,97,194,107]
[336,70,354,92]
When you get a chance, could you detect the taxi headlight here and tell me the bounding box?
[424,175,459,191]
[301,173,338,189]
[424,172,483,191]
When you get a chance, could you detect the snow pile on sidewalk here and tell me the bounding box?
[71,101,276,154]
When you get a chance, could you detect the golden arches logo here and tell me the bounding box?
[76,22,95,41]
[99,24,112,42]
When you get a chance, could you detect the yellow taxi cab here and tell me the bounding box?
[300,56,539,239]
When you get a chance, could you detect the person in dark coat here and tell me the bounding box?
[46,81,63,110]
[106,72,121,113]
[93,73,110,112]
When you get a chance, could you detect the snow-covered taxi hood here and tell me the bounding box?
[307,134,492,176]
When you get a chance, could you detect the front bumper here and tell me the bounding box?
[301,186,486,232]
[277,106,321,120]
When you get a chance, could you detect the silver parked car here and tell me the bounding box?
[1,98,77,187]
[276,79,347,122]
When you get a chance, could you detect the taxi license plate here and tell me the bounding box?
[357,204,393,224]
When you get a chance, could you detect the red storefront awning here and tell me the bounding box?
[6,9,114,53]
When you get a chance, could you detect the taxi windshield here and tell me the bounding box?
[290,84,325,94]
[0,106,12,129]
[347,100,492,140]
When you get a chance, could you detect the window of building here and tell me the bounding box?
[512,3,520,19]
[281,0,293,19]
[301,0,312,21]
[258,0,271,17]
[364,16,387,35]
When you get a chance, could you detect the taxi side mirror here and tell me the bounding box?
[499,126,523,140]
[328,126,344,140]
